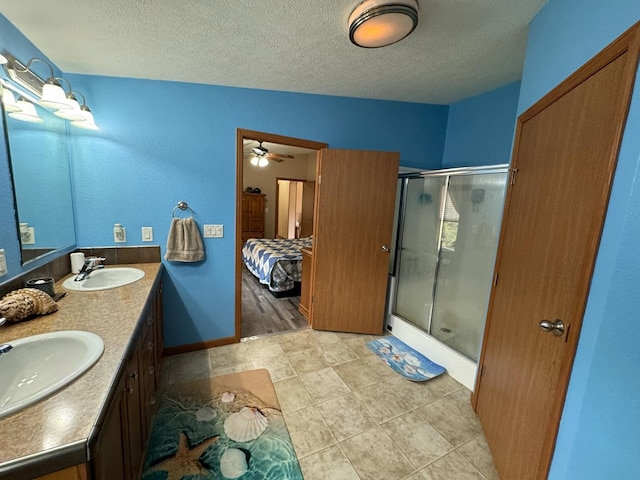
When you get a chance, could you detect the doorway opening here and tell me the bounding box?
[235,129,327,340]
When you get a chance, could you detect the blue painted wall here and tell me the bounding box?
[520,0,640,478]
[441,81,520,168]
[63,74,448,347]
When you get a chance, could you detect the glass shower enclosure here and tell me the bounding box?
[389,165,508,385]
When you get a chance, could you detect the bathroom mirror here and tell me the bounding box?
[1,83,76,264]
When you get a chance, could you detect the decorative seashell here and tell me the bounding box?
[0,288,58,322]
[223,406,268,442]
[195,406,218,422]
[220,448,248,479]
[221,391,235,403]
[404,353,421,367]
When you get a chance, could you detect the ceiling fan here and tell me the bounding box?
[251,141,294,163]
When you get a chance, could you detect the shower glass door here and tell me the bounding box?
[394,176,446,332]
[393,168,507,362]
[430,172,507,360]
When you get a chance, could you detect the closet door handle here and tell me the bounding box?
[381,245,390,252]
[539,319,565,336]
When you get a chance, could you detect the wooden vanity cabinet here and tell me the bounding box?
[90,285,163,480]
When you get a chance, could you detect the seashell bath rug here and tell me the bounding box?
[366,336,446,382]
[142,368,303,480]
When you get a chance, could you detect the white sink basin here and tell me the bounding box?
[63,267,145,291]
[0,331,104,418]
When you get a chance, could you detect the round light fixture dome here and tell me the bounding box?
[349,0,419,48]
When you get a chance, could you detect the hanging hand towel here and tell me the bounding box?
[165,217,205,262]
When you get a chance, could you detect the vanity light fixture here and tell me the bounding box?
[8,96,43,123]
[1,51,99,128]
[15,58,71,110]
[348,0,419,48]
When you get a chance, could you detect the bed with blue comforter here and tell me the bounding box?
[242,236,313,293]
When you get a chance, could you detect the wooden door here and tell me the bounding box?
[473,26,640,480]
[300,181,315,237]
[311,149,399,334]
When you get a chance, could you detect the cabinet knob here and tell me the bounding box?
[130,371,139,380]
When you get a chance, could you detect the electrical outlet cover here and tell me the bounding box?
[0,249,7,276]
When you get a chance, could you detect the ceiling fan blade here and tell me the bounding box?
[266,152,294,160]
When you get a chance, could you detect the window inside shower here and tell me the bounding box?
[392,166,508,361]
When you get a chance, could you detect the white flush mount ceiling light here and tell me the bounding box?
[349,0,419,48]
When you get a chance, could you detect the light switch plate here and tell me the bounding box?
[142,227,153,242]
[204,224,223,238]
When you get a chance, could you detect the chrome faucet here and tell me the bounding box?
[74,256,106,281]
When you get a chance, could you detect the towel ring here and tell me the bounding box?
[172,201,195,218]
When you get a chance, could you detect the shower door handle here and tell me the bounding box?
[381,245,390,252]
[539,319,565,336]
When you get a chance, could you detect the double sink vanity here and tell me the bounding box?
[0,261,164,479]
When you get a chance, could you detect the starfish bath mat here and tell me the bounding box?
[142,368,303,480]
[366,336,445,382]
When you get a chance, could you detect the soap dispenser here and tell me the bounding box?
[114,223,126,243]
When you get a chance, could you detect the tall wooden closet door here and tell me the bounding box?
[473,25,640,480]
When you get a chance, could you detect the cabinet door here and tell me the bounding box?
[124,350,144,480]
[92,376,128,480]
[248,195,265,232]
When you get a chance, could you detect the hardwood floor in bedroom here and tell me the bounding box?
[242,267,309,337]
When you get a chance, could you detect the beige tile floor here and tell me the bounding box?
[159,328,499,480]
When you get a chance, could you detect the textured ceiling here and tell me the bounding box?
[0,0,547,104]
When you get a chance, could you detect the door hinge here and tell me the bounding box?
[493,273,499,287]
[318,175,321,185]
[478,363,484,380]
[510,167,519,185]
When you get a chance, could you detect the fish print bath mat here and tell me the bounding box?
[367,336,445,381]
[143,368,303,480]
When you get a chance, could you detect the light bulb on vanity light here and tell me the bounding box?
[2,89,21,113]
[9,97,43,123]
[54,92,85,121]
[71,105,100,130]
